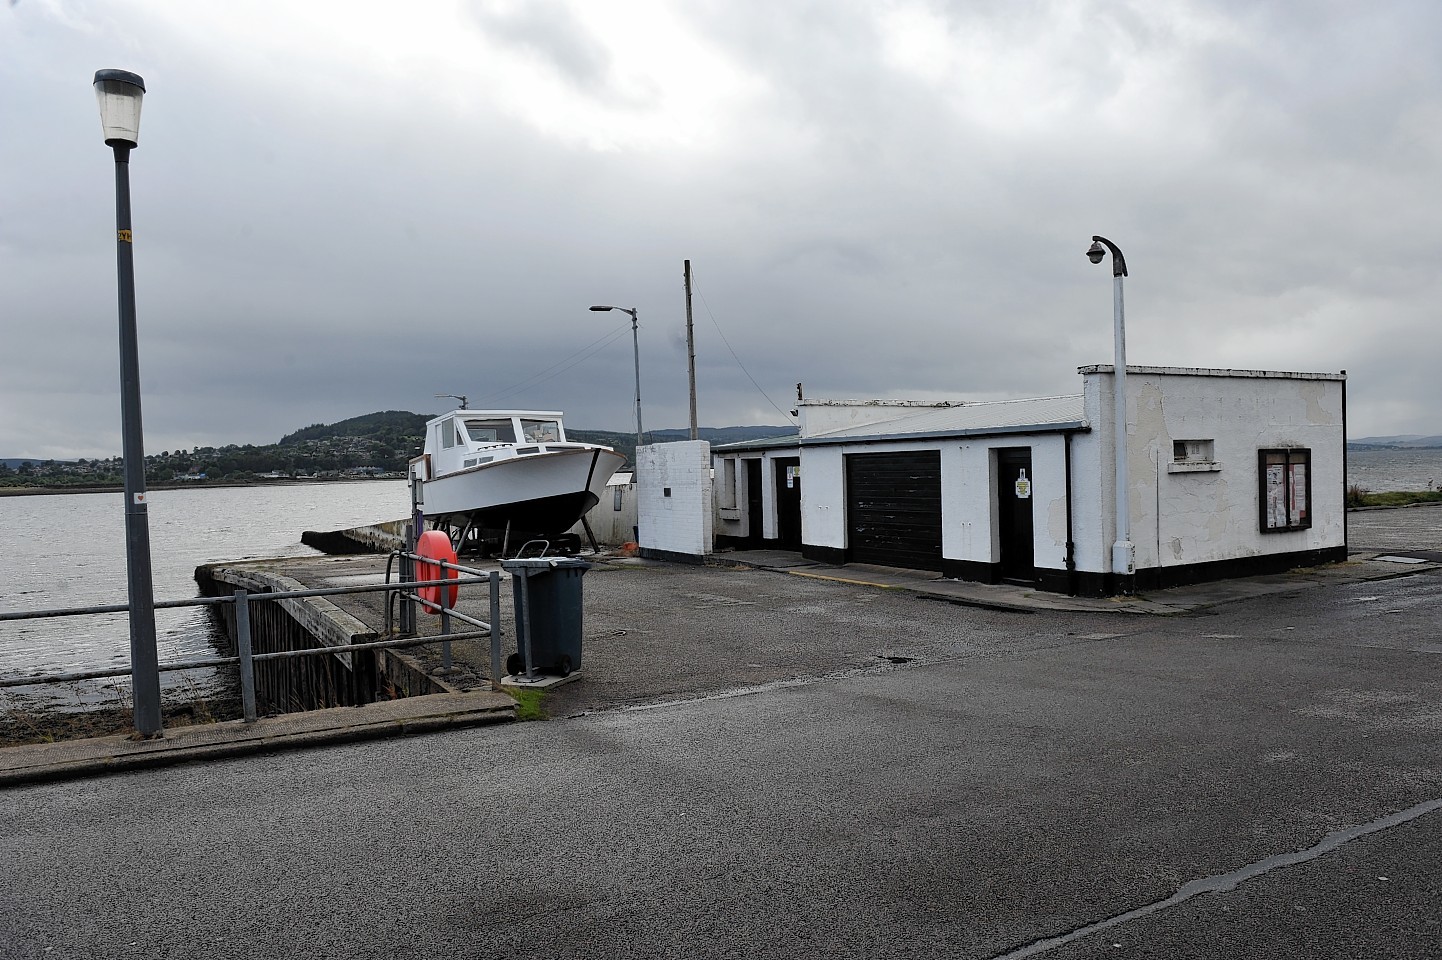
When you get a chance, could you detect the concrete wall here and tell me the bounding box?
[638,441,713,560]
[197,563,450,713]
[1081,366,1346,579]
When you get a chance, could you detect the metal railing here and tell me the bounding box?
[0,552,504,725]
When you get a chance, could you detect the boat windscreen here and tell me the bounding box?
[464,418,517,444]
[520,419,562,443]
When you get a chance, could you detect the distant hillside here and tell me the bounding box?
[1,458,77,468]
[279,410,431,445]
[647,426,798,444]
[1349,435,1442,450]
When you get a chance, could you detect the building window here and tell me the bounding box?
[1174,439,1214,462]
[613,487,624,511]
[1259,448,1311,532]
[1168,438,1220,474]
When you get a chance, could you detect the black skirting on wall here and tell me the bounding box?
[941,558,1001,584]
[637,547,707,565]
[937,546,1348,598]
[1070,546,1350,597]
[802,543,847,566]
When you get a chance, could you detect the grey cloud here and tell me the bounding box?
[465,0,617,97]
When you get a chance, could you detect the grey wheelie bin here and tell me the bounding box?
[501,557,592,678]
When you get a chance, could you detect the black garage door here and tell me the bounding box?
[845,451,943,571]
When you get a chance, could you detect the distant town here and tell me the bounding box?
[0,411,795,491]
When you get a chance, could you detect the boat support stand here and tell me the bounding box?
[581,516,600,555]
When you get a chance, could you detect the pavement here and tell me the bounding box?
[711,547,1442,615]
[3,506,1438,789]
[3,554,1441,958]
[0,690,513,788]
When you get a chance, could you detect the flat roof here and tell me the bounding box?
[716,394,1087,452]
[1077,365,1346,381]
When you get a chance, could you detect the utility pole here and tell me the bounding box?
[684,259,698,440]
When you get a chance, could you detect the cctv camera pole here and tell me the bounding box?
[1088,235,1134,594]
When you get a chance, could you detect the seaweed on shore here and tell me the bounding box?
[0,698,242,748]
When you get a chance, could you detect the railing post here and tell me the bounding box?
[234,589,257,723]
[439,560,453,675]
[400,523,416,635]
[489,570,502,691]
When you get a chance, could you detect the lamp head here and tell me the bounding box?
[94,69,146,147]
[1086,240,1107,265]
[589,305,612,312]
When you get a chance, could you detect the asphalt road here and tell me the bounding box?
[2,565,1440,959]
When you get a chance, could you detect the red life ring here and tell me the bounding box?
[416,529,459,613]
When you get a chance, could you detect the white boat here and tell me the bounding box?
[410,408,626,543]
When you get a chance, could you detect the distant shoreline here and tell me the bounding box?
[0,477,404,498]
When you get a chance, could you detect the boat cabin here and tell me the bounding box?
[421,410,571,479]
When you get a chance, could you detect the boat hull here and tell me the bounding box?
[421,446,626,537]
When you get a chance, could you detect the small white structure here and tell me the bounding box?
[566,472,636,546]
[637,440,714,562]
[712,366,1347,596]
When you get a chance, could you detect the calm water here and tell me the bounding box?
[0,480,409,710]
[1347,447,1442,493]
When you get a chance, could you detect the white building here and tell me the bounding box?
[711,366,1347,596]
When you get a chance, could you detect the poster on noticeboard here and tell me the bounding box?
[1265,463,1287,529]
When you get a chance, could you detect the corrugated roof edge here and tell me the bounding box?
[713,434,805,453]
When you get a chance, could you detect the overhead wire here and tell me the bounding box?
[690,269,797,423]
[473,324,632,407]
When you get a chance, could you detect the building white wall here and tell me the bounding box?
[638,441,713,558]
[798,446,844,549]
[716,368,1345,594]
[939,435,1072,571]
[1082,367,1346,574]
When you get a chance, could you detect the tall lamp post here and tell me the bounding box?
[95,68,162,736]
[588,305,643,453]
[1086,235,1135,593]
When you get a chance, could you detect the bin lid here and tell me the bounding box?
[500,558,593,572]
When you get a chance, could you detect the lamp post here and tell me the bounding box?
[588,305,643,453]
[1086,235,1135,594]
[95,68,162,736]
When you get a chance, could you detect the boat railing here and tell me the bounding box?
[0,553,504,726]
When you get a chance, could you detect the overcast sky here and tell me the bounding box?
[2,0,1438,459]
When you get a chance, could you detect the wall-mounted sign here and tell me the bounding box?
[1014,469,1031,499]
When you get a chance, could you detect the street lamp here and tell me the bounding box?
[1086,235,1134,594]
[95,68,162,736]
[589,305,643,453]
